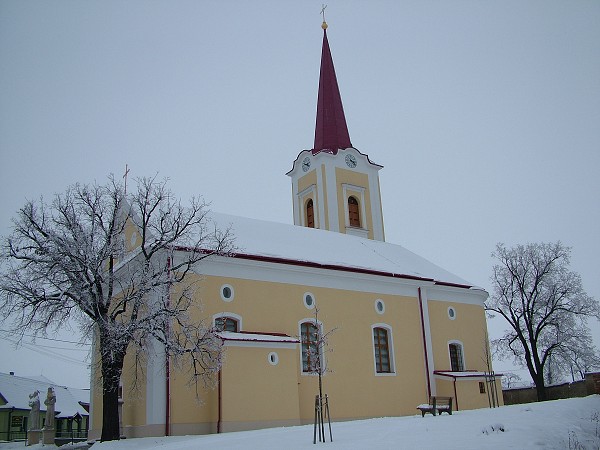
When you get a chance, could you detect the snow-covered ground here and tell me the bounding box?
[4,396,599,450]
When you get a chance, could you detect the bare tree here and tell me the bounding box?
[0,175,234,441]
[480,329,500,408]
[501,372,522,389]
[486,242,599,401]
[301,307,335,444]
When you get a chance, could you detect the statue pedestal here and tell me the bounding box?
[26,429,40,446]
[42,427,56,445]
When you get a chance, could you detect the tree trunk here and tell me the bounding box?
[99,338,126,441]
[101,373,121,442]
[534,374,548,402]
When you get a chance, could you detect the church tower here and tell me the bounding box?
[287,21,385,241]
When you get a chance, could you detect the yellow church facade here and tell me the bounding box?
[89,21,502,439]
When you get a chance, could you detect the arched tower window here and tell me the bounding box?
[306,199,315,228]
[348,196,360,228]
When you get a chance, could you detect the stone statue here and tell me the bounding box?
[43,387,56,429]
[28,390,40,430]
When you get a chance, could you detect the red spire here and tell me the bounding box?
[313,25,352,155]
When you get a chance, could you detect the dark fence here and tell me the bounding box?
[0,429,88,444]
[503,372,600,405]
[0,430,26,442]
[56,430,89,446]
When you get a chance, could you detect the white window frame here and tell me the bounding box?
[298,185,319,229]
[447,306,456,320]
[374,299,385,315]
[303,292,316,310]
[342,183,368,238]
[298,319,325,376]
[371,323,396,376]
[220,284,235,302]
[267,352,279,366]
[448,340,466,372]
[213,312,243,332]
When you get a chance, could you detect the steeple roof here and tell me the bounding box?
[313,23,352,155]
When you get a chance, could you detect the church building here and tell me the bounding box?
[89,20,502,439]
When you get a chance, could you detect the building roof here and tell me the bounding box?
[206,212,483,291]
[218,331,299,344]
[0,372,89,418]
[313,23,352,155]
[434,370,504,379]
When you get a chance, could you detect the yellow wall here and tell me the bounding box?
[427,299,489,372]
[220,346,300,431]
[173,275,430,422]
[121,351,147,428]
[100,270,495,437]
[435,376,504,411]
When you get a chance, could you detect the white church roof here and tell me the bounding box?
[207,213,480,290]
[0,372,89,418]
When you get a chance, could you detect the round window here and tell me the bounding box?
[268,352,279,366]
[303,292,315,309]
[375,299,385,314]
[220,284,234,302]
[448,307,456,320]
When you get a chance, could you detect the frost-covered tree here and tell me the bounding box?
[0,175,234,441]
[501,372,522,389]
[486,242,599,401]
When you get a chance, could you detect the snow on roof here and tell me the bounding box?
[218,331,299,344]
[434,370,504,378]
[207,213,478,289]
[0,372,89,417]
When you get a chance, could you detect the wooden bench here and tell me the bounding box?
[416,396,453,417]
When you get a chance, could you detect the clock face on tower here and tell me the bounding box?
[345,154,357,168]
[302,157,311,172]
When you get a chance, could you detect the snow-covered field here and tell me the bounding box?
[5,396,599,450]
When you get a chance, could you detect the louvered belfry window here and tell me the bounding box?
[306,199,315,228]
[348,196,360,227]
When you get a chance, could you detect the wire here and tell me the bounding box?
[0,329,91,346]
[30,342,89,352]
[3,336,90,367]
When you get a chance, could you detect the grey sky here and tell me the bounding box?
[1,1,599,388]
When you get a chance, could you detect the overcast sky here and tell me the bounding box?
[1,1,599,389]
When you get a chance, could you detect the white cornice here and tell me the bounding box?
[192,253,485,305]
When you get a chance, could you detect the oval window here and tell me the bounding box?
[448,307,456,320]
[268,352,279,366]
[375,299,385,314]
[303,292,315,309]
[220,284,234,302]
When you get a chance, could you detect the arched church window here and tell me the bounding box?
[449,342,465,372]
[306,199,315,228]
[215,316,239,332]
[348,196,360,227]
[300,321,320,373]
[373,327,392,373]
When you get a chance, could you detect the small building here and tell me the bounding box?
[0,372,89,443]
